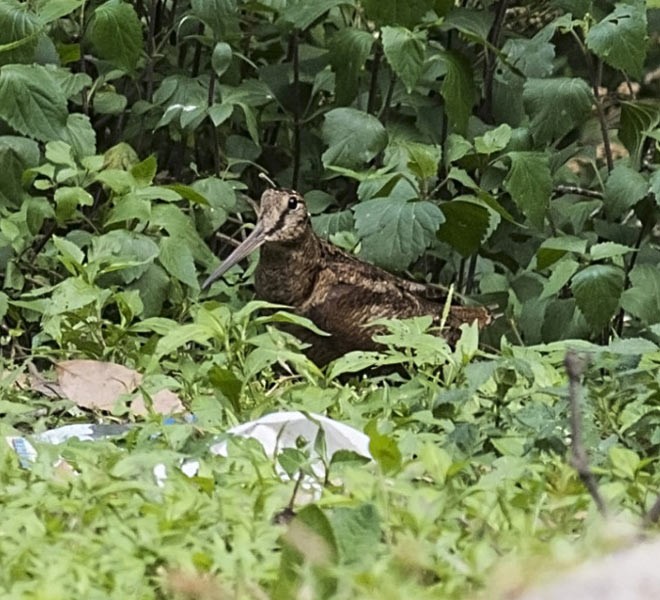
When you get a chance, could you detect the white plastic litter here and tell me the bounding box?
[6,412,372,496]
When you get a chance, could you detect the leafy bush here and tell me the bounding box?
[1,0,660,598]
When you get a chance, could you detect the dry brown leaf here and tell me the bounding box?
[130,389,185,416]
[56,360,142,411]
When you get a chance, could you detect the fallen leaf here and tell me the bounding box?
[130,389,185,416]
[56,360,142,411]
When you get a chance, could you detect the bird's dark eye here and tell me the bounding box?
[287,196,298,210]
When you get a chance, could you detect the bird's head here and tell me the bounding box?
[202,188,310,289]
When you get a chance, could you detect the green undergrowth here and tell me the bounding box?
[2,317,660,599]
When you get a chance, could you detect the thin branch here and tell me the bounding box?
[480,0,509,123]
[564,350,608,517]
[553,185,604,199]
[366,38,382,115]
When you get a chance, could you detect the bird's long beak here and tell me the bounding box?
[202,222,266,290]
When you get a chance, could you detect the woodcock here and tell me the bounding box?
[202,188,490,366]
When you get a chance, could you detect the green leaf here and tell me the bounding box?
[586,2,648,78]
[571,264,624,330]
[354,199,445,270]
[330,504,381,566]
[131,155,157,186]
[540,258,580,300]
[0,64,68,141]
[159,235,199,290]
[0,290,7,321]
[523,78,593,144]
[87,0,142,72]
[363,0,435,27]
[211,42,232,78]
[536,237,588,270]
[329,28,374,105]
[608,446,640,479]
[589,242,634,261]
[190,0,238,38]
[381,26,425,93]
[63,113,97,157]
[504,152,552,229]
[365,421,402,474]
[37,0,86,24]
[474,124,512,155]
[437,198,491,257]
[619,101,660,169]
[438,50,474,134]
[54,186,94,222]
[620,264,660,325]
[322,108,387,169]
[603,164,648,219]
[90,230,159,283]
[278,0,350,30]
[274,504,338,600]
[0,0,40,65]
[0,135,40,207]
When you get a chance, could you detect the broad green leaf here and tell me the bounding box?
[208,103,233,126]
[621,265,660,325]
[536,237,587,270]
[278,0,351,29]
[363,0,435,27]
[651,171,660,204]
[0,290,7,320]
[0,0,40,65]
[312,209,353,238]
[54,186,93,222]
[441,6,493,42]
[0,135,40,207]
[540,258,579,300]
[321,108,387,169]
[190,0,238,38]
[589,242,634,261]
[65,112,97,158]
[438,50,474,134]
[0,64,68,141]
[608,446,640,479]
[504,152,552,229]
[586,2,648,78]
[437,199,491,257]
[329,28,374,105]
[365,420,402,474]
[603,164,648,219]
[155,323,214,357]
[474,124,512,155]
[523,78,593,144]
[90,230,159,283]
[47,277,108,315]
[571,264,624,330]
[37,0,86,23]
[211,42,232,78]
[274,504,338,600]
[87,0,142,72]
[131,155,157,186]
[159,235,199,289]
[330,504,380,566]
[354,198,445,270]
[381,26,425,93]
[619,101,660,169]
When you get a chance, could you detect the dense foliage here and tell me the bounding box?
[1,0,660,598]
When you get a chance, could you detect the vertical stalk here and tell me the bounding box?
[291,30,301,189]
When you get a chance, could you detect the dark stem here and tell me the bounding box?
[645,494,660,525]
[144,0,160,102]
[207,70,221,174]
[191,22,204,77]
[366,39,382,115]
[553,185,604,199]
[465,254,477,294]
[480,0,509,123]
[564,350,608,517]
[589,57,614,172]
[291,29,301,189]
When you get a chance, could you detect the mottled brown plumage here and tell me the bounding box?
[203,189,490,365]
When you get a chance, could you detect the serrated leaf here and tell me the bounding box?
[620,264,660,325]
[330,504,380,566]
[354,198,444,270]
[523,78,593,144]
[365,421,402,474]
[88,0,142,73]
[589,241,634,261]
[312,210,353,238]
[603,164,648,218]
[0,0,40,65]
[322,108,387,169]
[571,264,624,330]
[619,101,660,169]
[190,0,238,38]
[63,113,97,157]
[54,186,93,222]
[536,236,587,270]
[474,124,512,155]
[437,199,491,257]
[586,2,648,78]
[0,64,68,141]
[329,28,374,105]
[504,152,551,229]
[381,26,425,93]
[159,235,199,289]
[438,50,474,134]
[540,258,579,300]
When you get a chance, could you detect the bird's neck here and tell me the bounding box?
[255,227,322,306]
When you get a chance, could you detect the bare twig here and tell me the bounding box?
[291,30,301,189]
[366,38,382,115]
[480,0,510,123]
[553,185,604,199]
[565,350,608,516]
